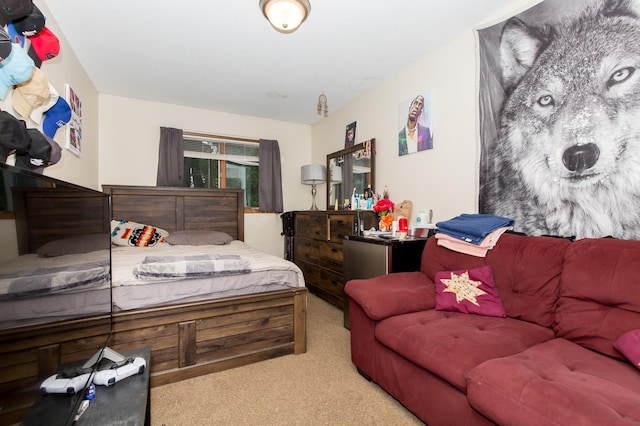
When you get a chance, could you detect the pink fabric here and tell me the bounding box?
[436,235,488,257]
[614,330,640,370]
[434,265,506,317]
[434,227,512,257]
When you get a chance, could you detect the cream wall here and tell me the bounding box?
[97,95,312,256]
[311,0,535,226]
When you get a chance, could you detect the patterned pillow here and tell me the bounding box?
[434,265,506,317]
[110,220,168,247]
[614,329,640,370]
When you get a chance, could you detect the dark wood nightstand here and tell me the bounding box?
[23,347,151,426]
[343,235,428,328]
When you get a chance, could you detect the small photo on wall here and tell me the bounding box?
[398,91,433,156]
[65,84,82,157]
[345,121,356,148]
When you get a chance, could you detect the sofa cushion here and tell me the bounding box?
[375,310,554,392]
[556,238,640,360]
[467,338,640,425]
[614,330,640,371]
[422,233,570,328]
[345,272,434,321]
[435,265,506,317]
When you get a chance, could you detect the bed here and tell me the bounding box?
[0,184,307,425]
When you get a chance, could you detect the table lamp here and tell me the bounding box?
[301,164,326,210]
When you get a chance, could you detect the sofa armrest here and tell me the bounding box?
[345,271,434,321]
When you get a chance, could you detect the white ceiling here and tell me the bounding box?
[42,0,516,125]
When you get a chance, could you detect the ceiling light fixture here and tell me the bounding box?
[317,92,328,117]
[260,0,311,34]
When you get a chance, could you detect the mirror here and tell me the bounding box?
[326,140,375,209]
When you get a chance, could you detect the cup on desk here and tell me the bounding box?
[397,216,408,239]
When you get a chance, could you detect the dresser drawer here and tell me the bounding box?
[295,214,327,241]
[319,242,343,273]
[318,267,345,298]
[296,259,321,285]
[294,237,319,263]
[328,214,353,243]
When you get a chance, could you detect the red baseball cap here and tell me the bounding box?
[28,27,59,64]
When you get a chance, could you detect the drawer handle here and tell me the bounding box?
[331,248,338,253]
[336,220,344,225]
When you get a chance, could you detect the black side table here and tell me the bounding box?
[23,347,151,426]
[343,235,428,328]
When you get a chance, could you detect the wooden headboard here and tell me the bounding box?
[102,185,245,241]
[12,188,110,255]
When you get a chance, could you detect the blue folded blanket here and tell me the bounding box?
[435,213,514,245]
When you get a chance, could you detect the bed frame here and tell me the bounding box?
[103,185,307,388]
[0,185,306,425]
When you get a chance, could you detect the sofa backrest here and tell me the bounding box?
[422,233,571,328]
[555,238,640,360]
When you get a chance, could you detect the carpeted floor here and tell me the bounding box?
[151,293,424,425]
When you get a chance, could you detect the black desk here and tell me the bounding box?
[23,347,151,426]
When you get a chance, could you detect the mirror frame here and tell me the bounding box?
[326,141,375,209]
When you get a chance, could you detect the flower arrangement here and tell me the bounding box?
[373,198,395,231]
[373,198,395,216]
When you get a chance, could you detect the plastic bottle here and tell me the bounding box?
[417,210,427,224]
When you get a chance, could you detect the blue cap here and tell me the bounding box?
[0,43,34,99]
[42,96,72,139]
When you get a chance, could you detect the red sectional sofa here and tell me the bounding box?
[345,233,640,425]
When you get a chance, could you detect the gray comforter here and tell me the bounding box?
[0,261,110,301]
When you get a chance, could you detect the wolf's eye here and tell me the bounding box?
[607,67,635,87]
[537,95,554,107]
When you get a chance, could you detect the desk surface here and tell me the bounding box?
[23,347,151,426]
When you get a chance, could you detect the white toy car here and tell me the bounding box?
[93,356,146,387]
[41,371,93,395]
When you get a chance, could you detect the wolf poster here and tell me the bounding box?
[477,0,640,240]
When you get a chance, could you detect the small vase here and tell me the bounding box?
[379,214,392,231]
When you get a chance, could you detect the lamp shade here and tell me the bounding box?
[260,0,311,34]
[330,164,342,184]
[301,164,326,185]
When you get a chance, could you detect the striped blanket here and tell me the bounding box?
[133,253,251,280]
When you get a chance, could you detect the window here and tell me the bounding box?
[183,133,260,209]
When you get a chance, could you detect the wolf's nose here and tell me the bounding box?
[562,143,600,172]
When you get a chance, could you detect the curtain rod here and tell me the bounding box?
[183,131,259,144]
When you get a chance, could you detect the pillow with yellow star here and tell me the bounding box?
[434,265,506,317]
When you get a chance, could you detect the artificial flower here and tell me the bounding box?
[373,198,395,217]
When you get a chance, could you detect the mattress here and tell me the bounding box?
[0,250,111,329]
[111,240,305,311]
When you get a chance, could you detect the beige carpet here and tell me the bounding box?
[151,293,424,425]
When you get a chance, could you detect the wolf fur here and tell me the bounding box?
[484,0,640,239]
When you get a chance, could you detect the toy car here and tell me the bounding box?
[93,356,146,387]
[41,371,93,395]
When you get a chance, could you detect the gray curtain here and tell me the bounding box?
[258,139,284,213]
[156,127,184,186]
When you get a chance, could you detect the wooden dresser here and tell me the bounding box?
[293,210,377,309]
